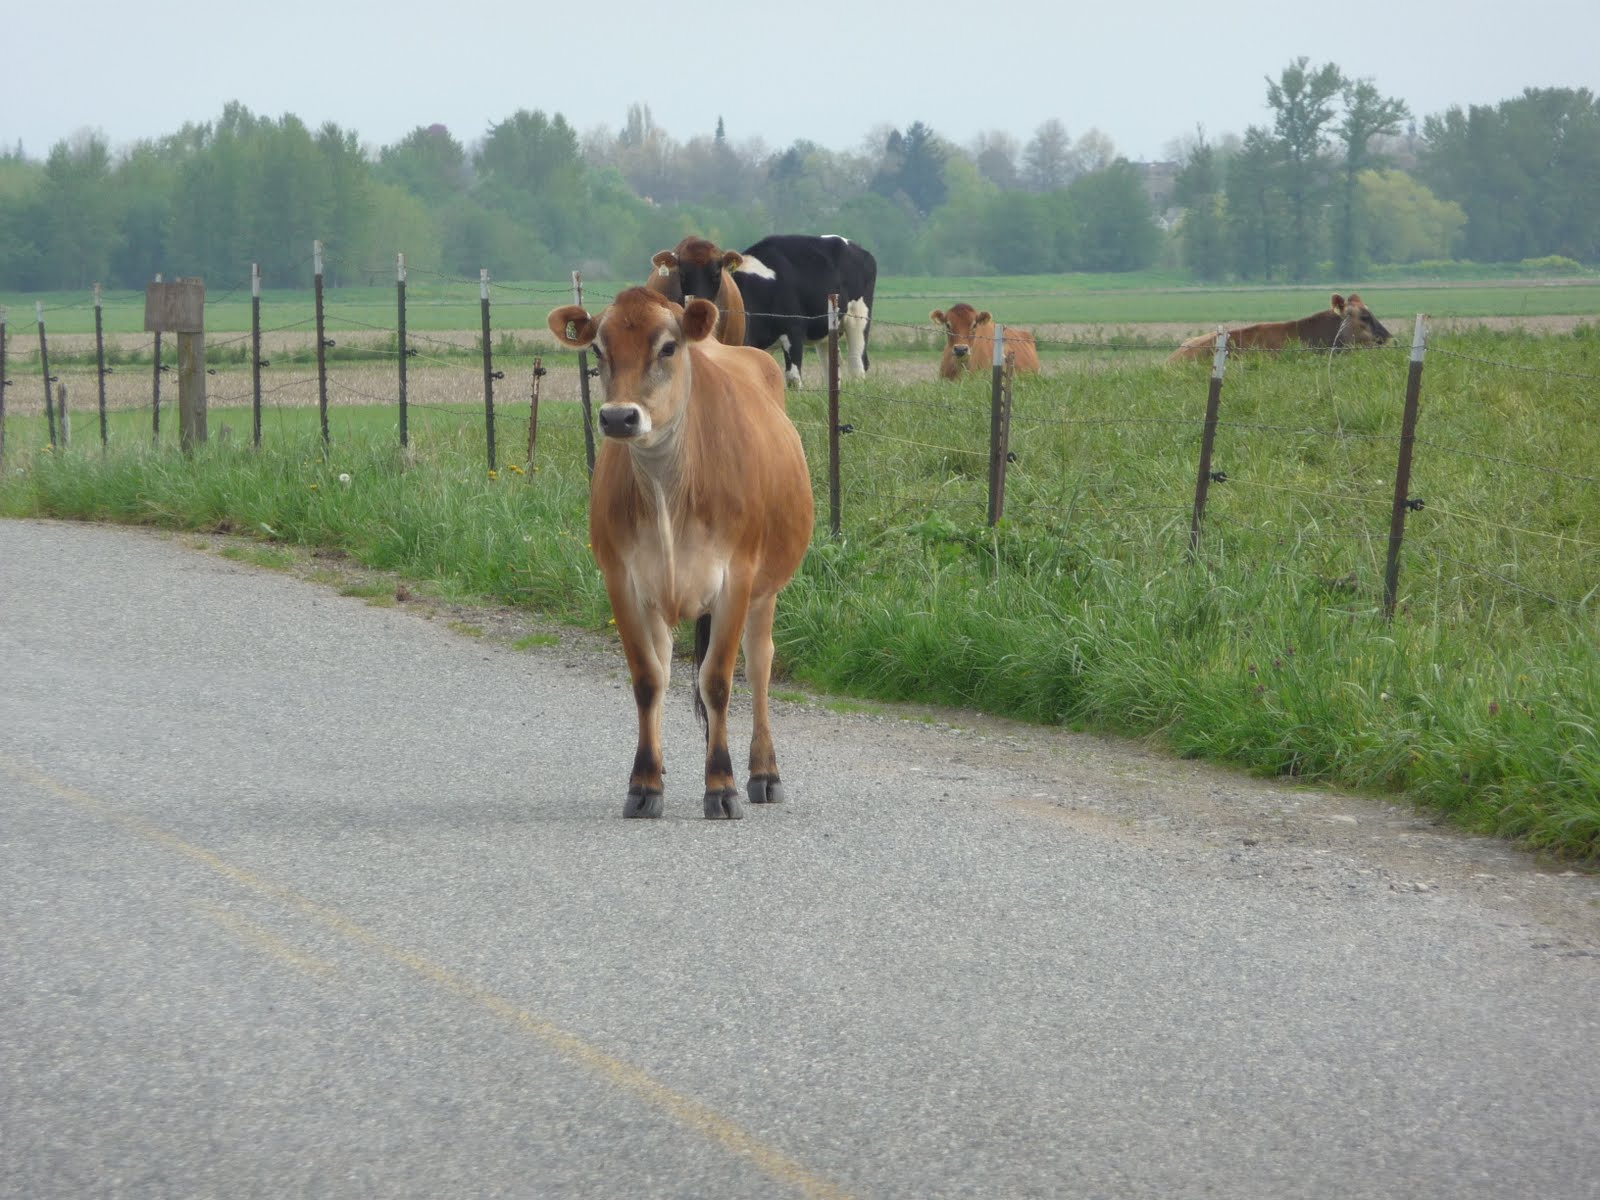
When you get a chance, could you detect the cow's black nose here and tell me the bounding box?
[599,405,641,437]
[953,345,969,357]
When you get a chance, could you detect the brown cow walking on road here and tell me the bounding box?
[547,288,813,820]
[929,303,1043,380]
[644,236,747,346]
[1168,293,1392,363]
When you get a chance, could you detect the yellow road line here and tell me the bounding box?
[0,753,855,1200]
[196,902,340,980]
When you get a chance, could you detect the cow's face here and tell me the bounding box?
[930,303,992,364]
[547,288,718,446]
[652,239,742,307]
[1332,293,1392,348]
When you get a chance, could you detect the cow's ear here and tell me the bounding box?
[651,250,678,277]
[548,305,597,348]
[681,298,719,342]
[1346,292,1363,306]
[975,311,993,326]
[1330,294,1347,312]
[929,309,946,325]
[721,250,743,272]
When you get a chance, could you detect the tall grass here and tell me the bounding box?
[3,327,1596,860]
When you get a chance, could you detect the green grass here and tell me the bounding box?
[2,326,1596,862]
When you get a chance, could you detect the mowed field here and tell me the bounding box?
[3,273,1598,859]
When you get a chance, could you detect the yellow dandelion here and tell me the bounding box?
[507,463,525,475]
[308,483,319,491]
[488,469,499,480]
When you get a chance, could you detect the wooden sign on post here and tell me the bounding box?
[144,277,206,450]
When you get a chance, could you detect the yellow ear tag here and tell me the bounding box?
[565,320,578,341]
[657,265,670,277]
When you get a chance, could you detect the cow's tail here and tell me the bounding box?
[692,613,711,742]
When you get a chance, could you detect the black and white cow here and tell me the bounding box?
[730,235,877,388]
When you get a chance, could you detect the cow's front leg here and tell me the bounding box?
[699,586,752,820]
[742,592,785,805]
[611,590,671,819]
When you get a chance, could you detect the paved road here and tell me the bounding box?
[3,519,1597,1200]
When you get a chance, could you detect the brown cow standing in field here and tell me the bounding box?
[929,303,1043,380]
[644,236,747,346]
[546,288,813,820]
[1167,293,1392,363]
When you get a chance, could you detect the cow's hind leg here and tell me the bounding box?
[698,586,753,819]
[742,592,785,805]
[843,298,870,378]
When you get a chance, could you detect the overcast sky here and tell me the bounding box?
[4,0,1595,164]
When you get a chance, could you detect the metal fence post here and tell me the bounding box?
[574,270,596,476]
[313,242,329,445]
[251,263,263,449]
[1383,314,1429,621]
[94,283,109,450]
[987,324,1011,525]
[1189,328,1230,557]
[827,293,841,538]
[151,272,162,445]
[480,268,498,472]
[396,253,408,450]
[37,302,56,448]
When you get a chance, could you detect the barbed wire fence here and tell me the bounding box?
[2,255,1596,619]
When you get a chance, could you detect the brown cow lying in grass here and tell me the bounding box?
[1168,293,1392,363]
[929,303,1042,379]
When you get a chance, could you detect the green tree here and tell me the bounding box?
[872,121,947,217]
[1224,127,1287,279]
[37,133,119,288]
[1173,129,1227,281]
[1357,170,1465,263]
[1420,87,1600,263]
[1265,57,1346,279]
[1334,80,1409,274]
[376,125,469,206]
[1068,162,1159,271]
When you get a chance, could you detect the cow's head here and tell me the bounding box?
[548,287,719,445]
[651,237,743,306]
[930,303,992,364]
[1331,293,1392,348]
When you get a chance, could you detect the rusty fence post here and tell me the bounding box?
[0,306,8,468]
[526,355,544,469]
[1383,314,1429,621]
[1189,328,1230,557]
[251,263,263,449]
[151,272,163,445]
[313,242,329,445]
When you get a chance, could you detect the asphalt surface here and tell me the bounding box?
[2,518,1597,1200]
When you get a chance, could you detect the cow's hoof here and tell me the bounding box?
[704,788,745,820]
[624,787,664,819]
[747,775,785,805]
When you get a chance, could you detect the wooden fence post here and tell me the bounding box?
[987,324,1012,526]
[251,263,263,449]
[827,294,841,538]
[94,283,109,450]
[480,268,498,472]
[1189,328,1230,557]
[573,270,596,476]
[36,302,56,447]
[396,253,408,450]
[144,277,206,454]
[313,241,329,445]
[1383,314,1429,621]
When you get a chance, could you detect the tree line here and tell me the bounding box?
[0,65,1595,293]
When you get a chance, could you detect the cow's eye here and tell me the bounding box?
[659,341,677,359]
